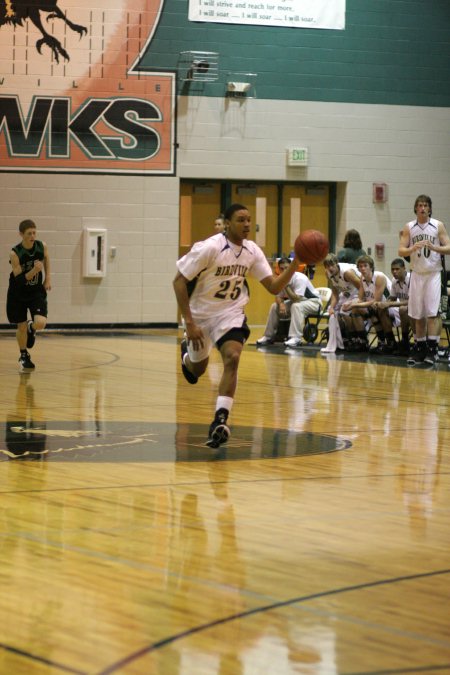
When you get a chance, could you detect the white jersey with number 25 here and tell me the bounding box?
[177,233,273,322]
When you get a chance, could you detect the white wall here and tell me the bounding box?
[0,174,180,325]
[1,96,449,326]
[178,96,450,271]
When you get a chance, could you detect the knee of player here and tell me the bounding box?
[34,316,47,331]
[222,349,241,371]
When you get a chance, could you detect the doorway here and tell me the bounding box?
[179,180,336,324]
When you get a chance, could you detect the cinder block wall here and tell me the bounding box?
[0,174,179,324]
[177,97,450,268]
[1,1,449,325]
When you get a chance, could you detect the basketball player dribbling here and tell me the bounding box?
[398,195,450,365]
[173,203,301,448]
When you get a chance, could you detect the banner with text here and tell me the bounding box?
[189,0,345,29]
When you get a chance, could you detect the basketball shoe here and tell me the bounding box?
[437,346,448,360]
[284,337,304,348]
[369,341,394,355]
[18,351,35,372]
[256,335,274,345]
[206,408,230,448]
[180,338,198,384]
[423,342,439,366]
[407,342,426,366]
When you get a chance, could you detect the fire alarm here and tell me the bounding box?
[373,183,388,203]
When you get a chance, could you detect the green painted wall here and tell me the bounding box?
[142,0,450,106]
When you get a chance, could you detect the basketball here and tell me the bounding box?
[294,230,329,264]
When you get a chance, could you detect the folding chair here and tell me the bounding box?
[303,287,332,344]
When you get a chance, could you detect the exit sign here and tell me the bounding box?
[287,147,308,166]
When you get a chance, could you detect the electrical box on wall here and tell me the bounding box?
[83,228,107,278]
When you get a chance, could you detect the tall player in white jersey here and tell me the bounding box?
[173,203,301,448]
[398,194,450,365]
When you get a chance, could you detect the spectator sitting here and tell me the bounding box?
[337,229,366,264]
[256,257,321,348]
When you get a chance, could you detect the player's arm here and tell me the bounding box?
[274,283,290,316]
[10,250,42,284]
[349,281,367,308]
[372,276,387,304]
[342,279,364,311]
[43,242,52,291]
[328,287,340,315]
[275,291,289,317]
[173,271,205,349]
[344,269,361,292]
[284,284,302,303]
[396,298,409,306]
[431,222,450,255]
[385,293,408,308]
[10,250,23,278]
[260,257,301,295]
[352,276,384,309]
[398,226,415,258]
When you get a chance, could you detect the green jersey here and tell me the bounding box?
[9,240,45,294]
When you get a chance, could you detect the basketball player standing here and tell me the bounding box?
[399,195,450,365]
[173,203,300,448]
[7,219,52,372]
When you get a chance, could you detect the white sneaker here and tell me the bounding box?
[256,336,274,345]
[320,347,335,353]
[284,337,303,348]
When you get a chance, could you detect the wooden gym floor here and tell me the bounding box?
[0,329,449,674]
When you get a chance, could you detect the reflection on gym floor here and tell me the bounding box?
[0,331,449,674]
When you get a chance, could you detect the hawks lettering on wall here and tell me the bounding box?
[0,0,175,174]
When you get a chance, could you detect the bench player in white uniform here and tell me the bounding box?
[373,258,412,355]
[342,255,392,351]
[173,203,301,448]
[399,194,450,365]
[321,253,361,352]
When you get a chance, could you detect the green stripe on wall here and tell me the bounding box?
[141,0,450,106]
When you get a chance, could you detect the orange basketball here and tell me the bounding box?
[294,230,329,264]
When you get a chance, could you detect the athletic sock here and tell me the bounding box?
[216,396,233,415]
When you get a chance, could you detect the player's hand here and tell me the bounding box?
[424,242,438,252]
[412,240,427,251]
[33,260,44,272]
[185,322,205,350]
